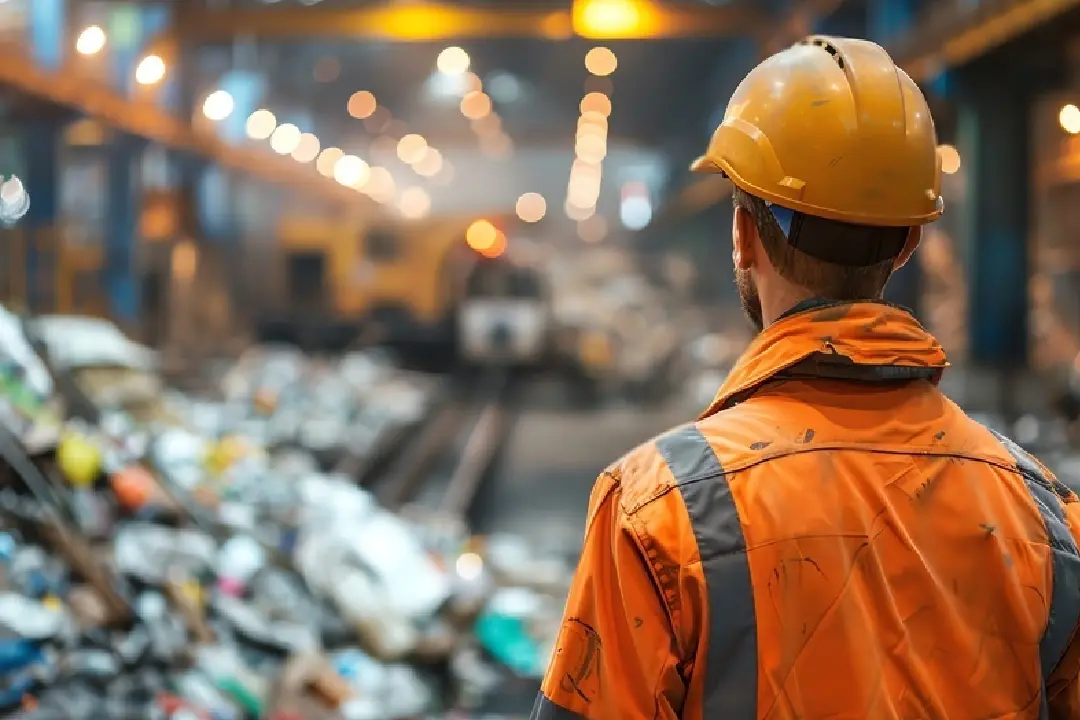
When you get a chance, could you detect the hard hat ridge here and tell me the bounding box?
[692,35,943,229]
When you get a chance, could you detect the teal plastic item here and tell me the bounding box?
[474,611,543,678]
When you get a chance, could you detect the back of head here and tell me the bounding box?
[692,36,944,300]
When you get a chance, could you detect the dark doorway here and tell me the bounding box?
[141,268,165,346]
[285,251,328,313]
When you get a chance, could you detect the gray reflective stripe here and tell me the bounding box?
[656,423,758,720]
[992,431,1080,710]
[529,693,587,719]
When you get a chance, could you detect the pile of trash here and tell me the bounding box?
[209,346,436,467]
[548,252,686,403]
[0,310,571,718]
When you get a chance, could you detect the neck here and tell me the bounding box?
[760,286,816,328]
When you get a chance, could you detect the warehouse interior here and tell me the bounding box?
[0,0,1077,716]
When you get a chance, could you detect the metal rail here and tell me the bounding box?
[374,371,515,525]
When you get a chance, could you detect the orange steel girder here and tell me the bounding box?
[0,48,367,211]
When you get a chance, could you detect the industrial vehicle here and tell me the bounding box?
[457,256,550,368]
[270,213,558,368]
[267,215,476,355]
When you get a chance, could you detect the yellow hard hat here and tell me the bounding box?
[691,36,943,227]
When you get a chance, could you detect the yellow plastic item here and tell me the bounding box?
[691,36,943,227]
[42,595,63,612]
[180,578,204,608]
[56,433,102,488]
[204,435,247,475]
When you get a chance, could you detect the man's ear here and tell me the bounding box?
[732,205,756,270]
[892,226,923,271]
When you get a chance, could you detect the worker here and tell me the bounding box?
[531,36,1080,720]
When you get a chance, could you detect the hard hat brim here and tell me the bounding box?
[689,155,722,174]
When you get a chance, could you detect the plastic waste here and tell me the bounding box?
[0,593,66,641]
[57,432,102,488]
[114,525,216,585]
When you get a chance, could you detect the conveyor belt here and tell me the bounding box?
[372,370,517,520]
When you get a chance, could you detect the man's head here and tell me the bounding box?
[731,186,920,330]
[689,36,943,330]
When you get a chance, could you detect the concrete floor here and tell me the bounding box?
[473,383,696,559]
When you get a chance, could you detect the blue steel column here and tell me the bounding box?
[29,0,66,71]
[21,123,63,313]
[105,135,144,325]
[956,59,1031,369]
[867,0,913,46]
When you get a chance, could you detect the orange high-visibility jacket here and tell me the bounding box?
[532,300,1080,720]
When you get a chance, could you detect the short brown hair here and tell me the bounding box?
[732,187,897,300]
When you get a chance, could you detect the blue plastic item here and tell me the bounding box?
[0,533,16,563]
[0,639,42,674]
[0,668,37,709]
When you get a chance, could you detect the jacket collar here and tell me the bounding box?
[701,300,948,419]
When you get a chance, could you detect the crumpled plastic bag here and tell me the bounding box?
[113,524,216,584]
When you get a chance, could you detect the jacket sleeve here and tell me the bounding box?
[1048,497,1080,719]
[531,469,686,720]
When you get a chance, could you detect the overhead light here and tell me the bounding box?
[437,46,471,76]
[334,154,370,187]
[347,91,377,119]
[460,91,492,120]
[584,47,617,76]
[620,195,652,230]
[316,147,343,176]
[202,90,234,121]
[580,92,612,117]
[292,133,321,163]
[516,193,546,223]
[269,123,301,155]
[565,200,595,221]
[413,148,443,177]
[397,134,428,164]
[1060,103,1080,135]
[480,231,507,259]
[574,0,645,39]
[75,25,106,55]
[135,54,166,85]
[937,144,961,175]
[246,109,277,140]
[465,219,497,251]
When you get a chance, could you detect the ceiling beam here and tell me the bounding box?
[153,1,770,46]
[0,47,367,211]
[892,0,1080,79]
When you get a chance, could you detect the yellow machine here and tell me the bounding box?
[273,213,505,352]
